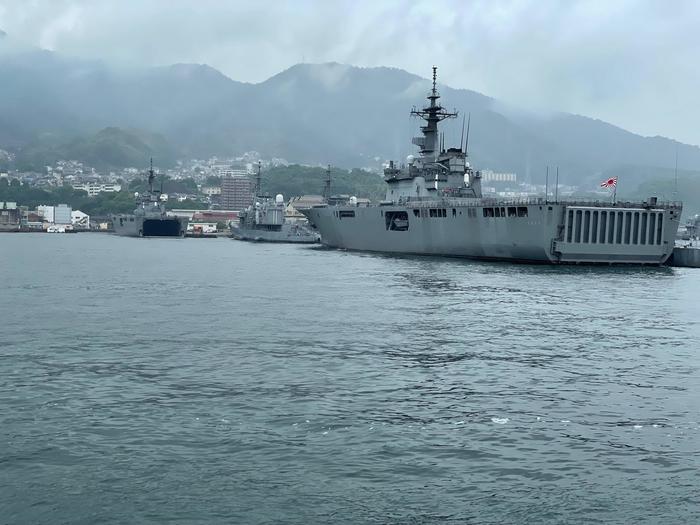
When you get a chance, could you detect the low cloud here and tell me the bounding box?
[1,0,699,145]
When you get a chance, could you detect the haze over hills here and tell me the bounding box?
[1,32,699,187]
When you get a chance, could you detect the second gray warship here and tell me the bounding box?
[303,67,682,265]
[113,161,188,237]
[229,163,320,243]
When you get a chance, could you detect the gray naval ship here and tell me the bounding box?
[113,161,188,237]
[303,67,682,265]
[229,164,320,243]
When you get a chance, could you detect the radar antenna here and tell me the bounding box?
[410,66,458,159]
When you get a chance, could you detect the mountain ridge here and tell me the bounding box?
[0,41,698,184]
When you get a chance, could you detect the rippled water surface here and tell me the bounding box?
[2,234,700,524]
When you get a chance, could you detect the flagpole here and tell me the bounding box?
[613,178,618,205]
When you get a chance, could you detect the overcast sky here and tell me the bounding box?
[1,0,699,145]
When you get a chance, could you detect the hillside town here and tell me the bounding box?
[0,147,596,235]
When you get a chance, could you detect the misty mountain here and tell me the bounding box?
[1,37,699,186]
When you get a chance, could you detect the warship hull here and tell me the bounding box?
[113,215,188,237]
[230,223,319,243]
[304,201,680,265]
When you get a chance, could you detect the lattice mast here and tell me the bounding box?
[410,66,458,159]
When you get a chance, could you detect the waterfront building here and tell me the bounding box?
[37,205,55,223]
[0,202,21,231]
[71,210,90,229]
[54,204,72,225]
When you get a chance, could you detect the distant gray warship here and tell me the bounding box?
[229,164,320,243]
[113,161,187,237]
[303,67,682,265]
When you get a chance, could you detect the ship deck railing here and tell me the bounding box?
[390,197,683,210]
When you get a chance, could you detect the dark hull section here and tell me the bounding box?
[143,219,183,237]
[112,215,187,237]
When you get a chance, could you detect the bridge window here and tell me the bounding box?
[508,207,517,217]
[495,207,501,217]
[413,209,419,217]
[483,208,494,217]
[339,210,355,219]
[517,207,528,217]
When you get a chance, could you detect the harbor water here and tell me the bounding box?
[1,234,699,524]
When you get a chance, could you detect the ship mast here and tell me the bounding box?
[410,66,458,159]
[255,161,262,197]
[148,157,155,194]
[323,164,331,202]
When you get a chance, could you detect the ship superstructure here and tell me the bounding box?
[113,160,187,237]
[303,67,682,264]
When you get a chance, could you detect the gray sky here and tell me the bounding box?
[1,0,699,145]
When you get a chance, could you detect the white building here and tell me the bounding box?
[37,205,55,223]
[481,170,517,183]
[72,182,122,196]
[71,210,90,229]
[217,168,250,177]
[202,186,222,196]
[38,204,72,224]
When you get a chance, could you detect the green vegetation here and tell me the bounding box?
[262,165,385,200]
[0,175,208,216]
[0,182,138,216]
[14,127,177,172]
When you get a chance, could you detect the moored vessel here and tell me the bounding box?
[113,160,188,238]
[229,163,320,243]
[303,67,682,265]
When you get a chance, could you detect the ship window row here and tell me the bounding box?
[412,208,448,218]
[335,210,355,218]
[565,209,664,245]
[483,206,528,218]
